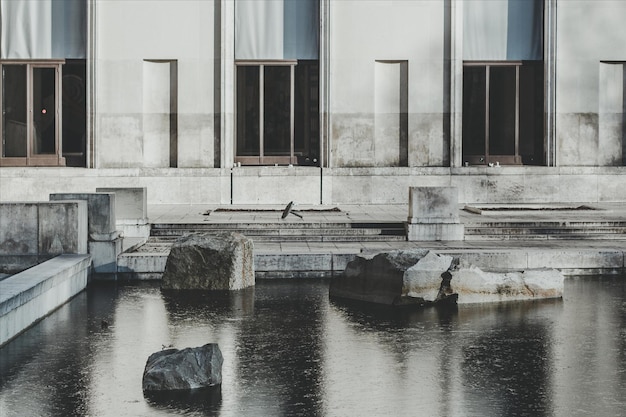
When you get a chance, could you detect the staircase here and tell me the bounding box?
[148,221,407,243]
[464,220,626,241]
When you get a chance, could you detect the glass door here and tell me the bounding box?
[1,62,64,166]
[235,61,319,166]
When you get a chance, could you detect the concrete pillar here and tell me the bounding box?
[406,186,464,241]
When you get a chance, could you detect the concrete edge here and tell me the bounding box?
[0,254,92,347]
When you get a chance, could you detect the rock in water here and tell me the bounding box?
[142,343,223,391]
[329,249,456,306]
[451,266,564,304]
[162,232,254,290]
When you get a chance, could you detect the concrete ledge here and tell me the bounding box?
[115,246,625,279]
[0,254,91,347]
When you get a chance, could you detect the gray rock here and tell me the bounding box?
[142,343,224,391]
[404,251,455,301]
[452,266,565,304]
[162,232,255,290]
[330,249,456,306]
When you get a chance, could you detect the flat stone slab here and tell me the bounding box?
[161,232,254,290]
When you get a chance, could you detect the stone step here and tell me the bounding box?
[465,226,626,235]
[465,234,626,241]
[149,222,406,240]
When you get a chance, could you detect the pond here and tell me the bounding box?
[1,276,625,416]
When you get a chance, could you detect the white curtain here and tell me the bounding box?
[464,0,543,61]
[235,0,319,60]
[1,0,86,59]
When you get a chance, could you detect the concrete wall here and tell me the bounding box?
[0,201,88,273]
[1,166,625,206]
[329,1,448,168]
[95,0,219,168]
[557,1,626,166]
[0,254,91,347]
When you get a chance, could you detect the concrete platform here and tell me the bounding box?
[114,202,626,279]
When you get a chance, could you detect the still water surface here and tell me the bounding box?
[0,276,625,416]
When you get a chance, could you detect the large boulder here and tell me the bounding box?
[162,232,254,290]
[451,266,564,304]
[142,343,223,392]
[329,250,456,306]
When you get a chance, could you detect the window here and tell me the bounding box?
[234,0,319,166]
[1,62,63,166]
[0,61,86,167]
[463,62,544,165]
[236,61,319,165]
[0,0,87,167]
[462,0,544,165]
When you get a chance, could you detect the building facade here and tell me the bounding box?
[1,0,625,205]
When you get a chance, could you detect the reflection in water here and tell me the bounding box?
[0,277,625,416]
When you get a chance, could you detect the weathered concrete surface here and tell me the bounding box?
[407,186,464,241]
[452,266,565,304]
[49,193,121,277]
[0,254,91,347]
[49,193,117,239]
[96,187,149,238]
[162,233,255,290]
[404,251,455,301]
[142,344,223,391]
[329,249,456,306]
[0,201,88,273]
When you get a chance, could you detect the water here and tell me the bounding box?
[1,276,625,417]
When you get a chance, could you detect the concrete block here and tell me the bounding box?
[38,201,89,255]
[96,187,147,220]
[0,201,88,272]
[407,186,463,241]
[96,187,149,238]
[50,193,117,239]
[408,186,460,224]
[89,238,123,274]
[0,203,39,255]
[407,223,464,241]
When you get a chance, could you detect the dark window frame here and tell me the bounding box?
[462,60,544,166]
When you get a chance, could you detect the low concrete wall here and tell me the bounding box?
[0,201,88,273]
[0,254,91,347]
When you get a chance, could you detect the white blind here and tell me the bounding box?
[235,0,319,60]
[1,0,86,59]
[464,0,543,61]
